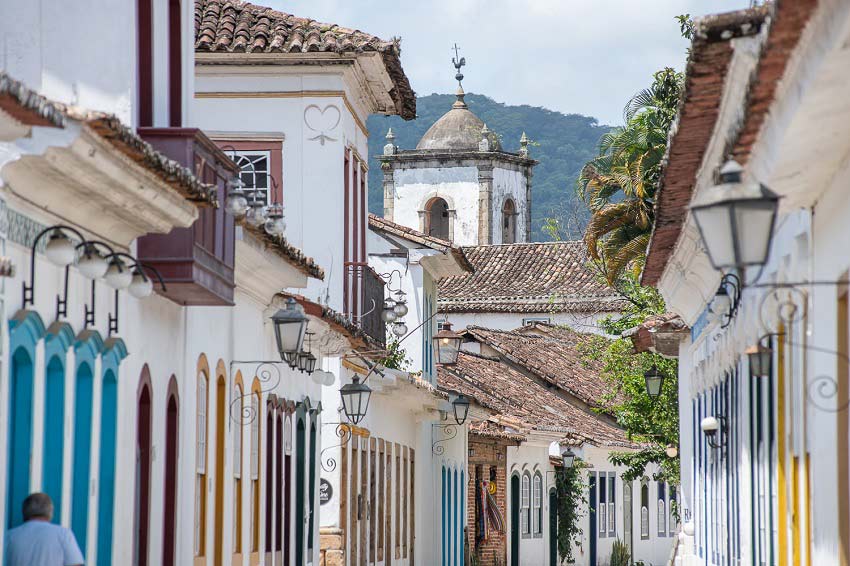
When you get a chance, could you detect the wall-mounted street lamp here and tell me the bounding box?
[340,375,372,425]
[700,415,726,449]
[452,394,471,425]
[665,444,679,459]
[297,332,318,375]
[690,159,780,271]
[225,178,250,218]
[22,225,164,329]
[644,364,665,400]
[747,340,773,379]
[561,447,576,469]
[434,322,463,365]
[271,297,308,361]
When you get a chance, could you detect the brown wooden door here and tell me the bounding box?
[163,392,179,566]
[136,384,152,566]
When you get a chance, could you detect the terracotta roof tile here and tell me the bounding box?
[465,325,618,410]
[439,351,633,448]
[368,214,473,273]
[0,72,65,128]
[194,0,416,120]
[642,3,819,286]
[438,242,625,313]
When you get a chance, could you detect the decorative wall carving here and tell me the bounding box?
[304,104,341,145]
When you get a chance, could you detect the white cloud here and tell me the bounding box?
[268,0,750,125]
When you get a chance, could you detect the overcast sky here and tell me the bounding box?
[270,0,750,126]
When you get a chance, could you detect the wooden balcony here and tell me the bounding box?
[136,128,239,306]
[344,262,387,347]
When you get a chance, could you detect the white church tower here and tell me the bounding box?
[378,50,537,245]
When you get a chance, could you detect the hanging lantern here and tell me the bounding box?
[271,298,308,360]
[433,322,462,365]
[746,341,773,379]
[340,375,372,425]
[44,229,77,267]
[561,447,576,469]
[690,160,780,270]
[452,394,471,425]
[392,322,408,337]
[644,364,665,400]
[381,297,398,323]
[77,244,109,279]
[128,267,154,298]
[104,258,133,290]
[225,179,249,218]
[393,290,409,317]
[264,205,286,236]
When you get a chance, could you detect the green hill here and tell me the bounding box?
[367,93,610,241]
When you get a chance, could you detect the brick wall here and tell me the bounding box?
[467,435,510,566]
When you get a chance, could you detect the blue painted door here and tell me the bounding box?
[43,356,65,523]
[97,370,118,565]
[7,349,34,529]
[71,362,94,554]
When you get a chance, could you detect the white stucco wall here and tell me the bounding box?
[449,311,618,336]
[193,70,371,313]
[392,166,480,246]
[491,167,528,244]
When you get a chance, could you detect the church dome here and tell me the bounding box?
[416,88,501,151]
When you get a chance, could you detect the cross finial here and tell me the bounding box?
[451,43,466,86]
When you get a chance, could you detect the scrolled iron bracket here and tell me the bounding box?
[319,423,353,473]
[228,361,284,426]
[431,423,458,456]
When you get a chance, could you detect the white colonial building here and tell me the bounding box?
[641,2,850,565]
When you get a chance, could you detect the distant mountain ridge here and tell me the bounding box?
[366,93,611,241]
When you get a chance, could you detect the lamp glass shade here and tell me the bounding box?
[282,351,297,366]
[128,270,154,298]
[665,444,679,459]
[434,322,462,365]
[340,377,372,425]
[393,301,409,317]
[561,449,575,469]
[747,343,773,378]
[381,307,397,323]
[644,365,664,399]
[690,160,779,270]
[271,298,307,359]
[452,395,471,425]
[701,416,720,434]
[77,246,108,279]
[44,230,77,267]
[245,204,267,227]
[225,182,249,218]
[104,259,133,290]
[712,286,731,316]
[392,322,408,337]
[304,353,317,375]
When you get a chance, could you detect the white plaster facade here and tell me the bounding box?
[649,2,850,565]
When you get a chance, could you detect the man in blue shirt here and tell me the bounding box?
[5,492,84,566]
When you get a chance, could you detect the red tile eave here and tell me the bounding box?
[730,0,819,165]
[643,0,820,287]
[641,41,736,287]
[281,292,375,352]
[0,94,60,128]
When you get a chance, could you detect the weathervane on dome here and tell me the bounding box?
[452,43,466,87]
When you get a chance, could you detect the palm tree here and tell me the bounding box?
[578,68,683,285]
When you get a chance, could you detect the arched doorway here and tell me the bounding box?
[425,197,450,240]
[284,413,292,566]
[43,355,66,522]
[276,409,284,563]
[214,373,226,566]
[71,360,94,554]
[97,369,118,566]
[308,419,317,561]
[510,474,520,566]
[295,416,306,565]
[265,403,274,562]
[136,376,153,566]
[502,199,517,244]
[162,380,180,566]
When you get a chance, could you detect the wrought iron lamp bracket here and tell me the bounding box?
[319,422,353,473]
[431,423,459,456]
[228,360,285,426]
